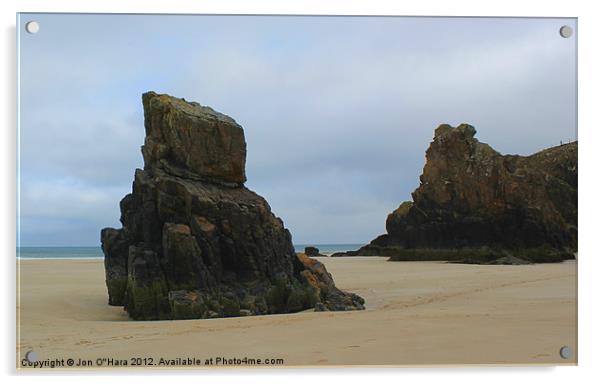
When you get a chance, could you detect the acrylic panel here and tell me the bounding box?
[17,13,577,369]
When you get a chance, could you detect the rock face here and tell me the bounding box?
[101,92,364,320]
[337,124,577,263]
[304,246,326,257]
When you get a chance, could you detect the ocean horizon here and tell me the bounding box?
[16,244,366,259]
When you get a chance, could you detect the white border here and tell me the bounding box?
[3,1,601,383]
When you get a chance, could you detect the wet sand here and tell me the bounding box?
[17,257,576,368]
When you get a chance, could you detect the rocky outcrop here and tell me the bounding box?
[336,124,577,263]
[304,246,326,257]
[296,254,364,311]
[101,92,364,320]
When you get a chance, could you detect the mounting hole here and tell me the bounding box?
[25,21,40,34]
[559,25,573,38]
[559,345,572,359]
[25,350,38,363]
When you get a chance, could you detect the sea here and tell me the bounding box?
[16,244,365,259]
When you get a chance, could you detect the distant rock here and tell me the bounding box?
[304,246,320,256]
[304,246,327,257]
[330,251,358,258]
[336,124,577,263]
[100,92,364,320]
[449,255,533,265]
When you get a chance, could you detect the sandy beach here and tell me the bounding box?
[17,257,576,368]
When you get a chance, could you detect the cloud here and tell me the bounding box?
[18,177,125,245]
[18,15,576,245]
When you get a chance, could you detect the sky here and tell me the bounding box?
[17,14,577,246]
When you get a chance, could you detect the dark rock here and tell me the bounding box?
[304,246,327,257]
[330,251,359,258]
[304,246,320,256]
[337,124,577,263]
[100,228,129,306]
[449,254,533,265]
[101,92,364,319]
[296,253,365,311]
[488,256,533,265]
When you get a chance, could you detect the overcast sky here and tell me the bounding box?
[18,14,576,246]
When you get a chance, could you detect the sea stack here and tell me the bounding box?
[304,246,326,257]
[334,124,577,263]
[101,92,364,320]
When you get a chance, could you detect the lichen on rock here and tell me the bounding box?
[101,92,364,320]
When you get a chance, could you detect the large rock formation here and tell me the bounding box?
[101,92,364,320]
[333,124,577,263]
